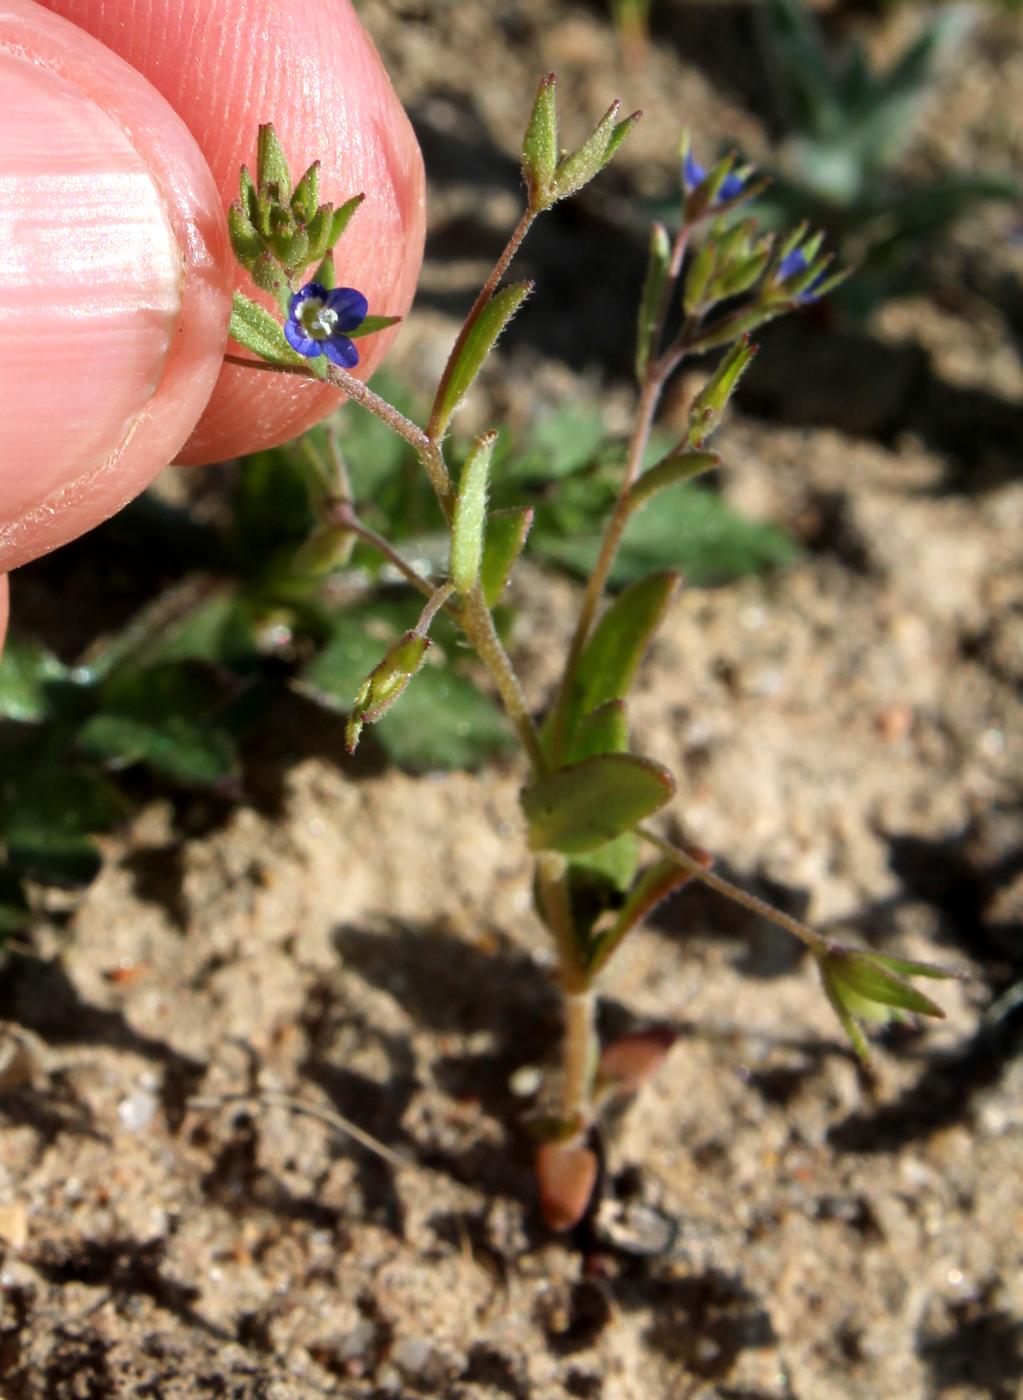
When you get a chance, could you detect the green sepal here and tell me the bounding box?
[683,240,717,315]
[522,72,559,209]
[345,632,431,754]
[248,252,290,311]
[822,948,948,1020]
[228,201,264,266]
[564,570,680,742]
[257,122,291,199]
[229,291,306,368]
[817,944,956,1063]
[430,281,533,438]
[239,164,259,224]
[568,698,628,763]
[293,523,356,576]
[635,222,671,383]
[628,450,720,511]
[291,160,320,223]
[313,251,336,290]
[521,753,675,855]
[712,246,772,301]
[686,337,757,446]
[551,101,641,203]
[587,856,697,973]
[328,193,365,247]
[347,314,402,340]
[450,431,497,594]
[481,506,533,606]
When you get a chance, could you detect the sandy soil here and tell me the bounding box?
[2,1,1022,1396]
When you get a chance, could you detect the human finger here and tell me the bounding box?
[0,0,231,573]
[40,0,427,466]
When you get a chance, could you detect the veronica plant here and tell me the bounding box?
[227,90,960,1231]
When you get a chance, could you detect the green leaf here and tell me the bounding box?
[257,123,291,197]
[509,409,608,484]
[0,639,77,722]
[0,866,29,936]
[628,450,720,512]
[5,831,103,890]
[229,292,306,368]
[450,431,496,594]
[522,753,675,854]
[568,571,680,731]
[522,72,559,208]
[538,483,796,587]
[347,314,402,341]
[77,713,238,787]
[588,856,696,973]
[570,830,638,897]
[481,506,533,606]
[430,282,532,438]
[568,699,628,763]
[635,222,671,382]
[2,767,125,889]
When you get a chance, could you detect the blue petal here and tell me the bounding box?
[683,150,706,192]
[284,318,323,358]
[779,249,808,281]
[288,282,329,318]
[719,170,747,201]
[325,286,369,332]
[323,334,359,368]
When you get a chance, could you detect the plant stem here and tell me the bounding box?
[459,585,546,774]
[326,506,440,602]
[546,224,692,763]
[325,364,453,517]
[427,206,537,442]
[637,827,828,955]
[561,989,597,1126]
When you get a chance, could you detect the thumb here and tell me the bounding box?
[0,0,231,575]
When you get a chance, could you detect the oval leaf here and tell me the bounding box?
[430,282,532,438]
[481,506,533,606]
[565,571,680,742]
[450,431,496,593]
[522,753,675,854]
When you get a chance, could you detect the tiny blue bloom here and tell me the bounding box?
[683,149,746,202]
[284,282,368,367]
[778,249,826,304]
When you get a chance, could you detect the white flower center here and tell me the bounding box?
[296,296,338,341]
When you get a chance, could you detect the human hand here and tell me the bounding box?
[0,0,425,646]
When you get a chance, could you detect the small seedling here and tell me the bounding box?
[223,88,962,1230]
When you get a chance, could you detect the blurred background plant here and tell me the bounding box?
[751,0,1019,308]
[628,0,1020,313]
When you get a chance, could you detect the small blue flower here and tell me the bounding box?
[778,249,826,304]
[683,149,746,203]
[284,282,368,367]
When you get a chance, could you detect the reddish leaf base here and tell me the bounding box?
[536,1141,599,1232]
[597,1025,677,1095]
